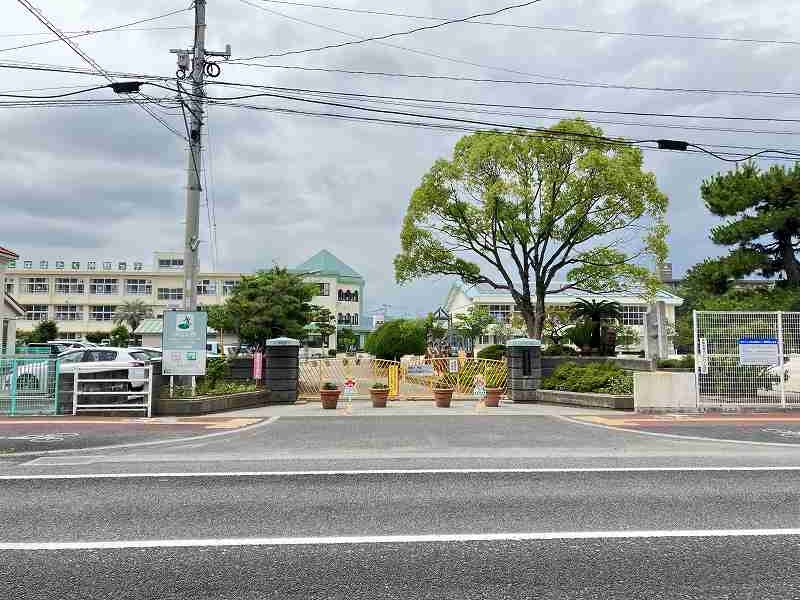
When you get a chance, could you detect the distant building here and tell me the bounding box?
[0,246,24,353]
[657,261,776,292]
[443,282,683,356]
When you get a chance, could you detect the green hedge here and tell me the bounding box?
[541,345,578,356]
[657,355,695,369]
[542,361,633,395]
[476,344,505,360]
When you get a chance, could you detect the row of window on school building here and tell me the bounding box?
[481,303,648,326]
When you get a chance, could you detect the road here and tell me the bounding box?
[3,409,800,598]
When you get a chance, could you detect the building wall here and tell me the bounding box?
[305,276,364,349]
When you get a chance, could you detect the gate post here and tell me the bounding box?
[9,358,16,416]
[265,337,300,404]
[778,311,786,409]
[506,338,542,402]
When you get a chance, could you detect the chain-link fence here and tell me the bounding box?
[694,311,800,409]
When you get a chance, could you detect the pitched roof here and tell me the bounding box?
[134,318,216,336]
[0,247,18,259]
[293,250,363,279]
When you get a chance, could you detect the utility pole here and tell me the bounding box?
[171,0,230,311]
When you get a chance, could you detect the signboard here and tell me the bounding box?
[162,311,208,376]
[252,352,263,380]
[738,338,780,366]
[698,337,709,375]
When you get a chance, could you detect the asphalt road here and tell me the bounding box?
[4,413,800,598]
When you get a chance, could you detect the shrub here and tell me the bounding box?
[321,381,338,390]
[657,355,695,370]
[328,349,337,358]
[205,356,229,387]
[542,361,633,394]
[542,345,578,356]
[477,344,506,361]
[371,382,389,390]
[364,319,427,360]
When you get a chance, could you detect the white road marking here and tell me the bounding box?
[4,465,800,480]
[4,528,800,551]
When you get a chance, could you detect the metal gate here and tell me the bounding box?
[0,356,61,415]
[694,311,800,409]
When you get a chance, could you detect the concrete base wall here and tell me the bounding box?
[634,372,698,413]
[154,390,269,416]
[536,389,633,410]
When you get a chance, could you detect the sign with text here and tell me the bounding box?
[738,338,780,366]
[162,311,208,376]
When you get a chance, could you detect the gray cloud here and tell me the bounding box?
[3,0,799,314]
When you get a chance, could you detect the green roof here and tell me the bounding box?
[293,249,363,280]
[134,318,216,336]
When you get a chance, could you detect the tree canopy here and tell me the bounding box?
[453,305,496,342]
[114,300,153,332]
[364,319,427,360]
[701,162,800,284]
[394,118,668,337]
[225,267,315,347]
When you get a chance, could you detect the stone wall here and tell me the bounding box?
[154,389,269,416]
[634,372,698,413]
[537,389,633,410]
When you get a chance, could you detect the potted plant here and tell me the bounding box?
[320,381,340,409]
[370,382,390,408]
[433,380,454,408]
[484,371,505,407]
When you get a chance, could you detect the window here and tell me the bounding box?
[621,304,647,325]
[126,279,152,295]
[54,305,82,321]
[197,280,217,296]
[89,278,118,295]
[487,304,512,324]
[158,258,183,269]
[23,261,32,269]
[84,350,117,362]
[353,313,359,326]
[39,260,48,269]
[59,351,84,364]
[71,261,80,270]
[118,262,127,271]
[479,335,493,345]
[337,312,343,324]
[353,291,359,302]
[8,259,15,269]
[87,261,96,271]
[23,304,48,321]
[158,288,183,301]
[222,280,239,296]
[89,305,116,321]
[102,261,112,271]
[344,290,353,302]
[338,290,343,301]
[133,262,143,271]
[21,277,48,294]
[314,283,330,297]
[55,261,64,270]
[5,278,13,295]
[55,278,84,295]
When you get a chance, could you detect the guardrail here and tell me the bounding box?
[72,365,153,417]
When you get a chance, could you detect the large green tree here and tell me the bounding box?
[113,300,153,332]
[394,119,668,338]
[364,319,427,360]
[225,267,315,347]
[701,162,800,284]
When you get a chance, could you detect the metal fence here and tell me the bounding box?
[71,365,153,416]
[694,311,800,409]
[0,356,60,416]
[298,357,508,399]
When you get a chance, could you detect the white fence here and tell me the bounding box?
[72,365,153,416]
[694,311,800,409]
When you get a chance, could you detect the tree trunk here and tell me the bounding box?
[518,296,546,339]
[780,237,800,284]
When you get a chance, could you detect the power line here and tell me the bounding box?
[0,58,172,80]
[233,0,587,85]
[250,0,800,46]
[235,0,546,60]
[225,62,800,99]
[13,0,185,139]
[0,6,192,53]
[0,26,191,38]
[206,81,800,124]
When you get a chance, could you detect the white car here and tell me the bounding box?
[127,346,163,361]
[9,347,154,393]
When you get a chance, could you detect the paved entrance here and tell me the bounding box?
[573,413,800,444]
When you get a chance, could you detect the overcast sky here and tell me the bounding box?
[2,0,799,316]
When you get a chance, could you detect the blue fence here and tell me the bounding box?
[0,356,60,415]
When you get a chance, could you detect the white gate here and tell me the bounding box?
[694,311,800,409]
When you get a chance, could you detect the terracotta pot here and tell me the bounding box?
[434,387,453,408]
[370,388,389,408]
[320,388,340,409]
[484,387,503,407]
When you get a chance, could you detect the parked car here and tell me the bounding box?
[6,347,153,394]
[126,346,163,361]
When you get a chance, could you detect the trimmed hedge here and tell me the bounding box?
[657,355,695,369]
[476,344,505,360]
[542,361,633,395]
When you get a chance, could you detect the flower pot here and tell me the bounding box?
[320,388,340,409]
[434,387,453,408]
[484,387,503,407]
[370,388,389,408]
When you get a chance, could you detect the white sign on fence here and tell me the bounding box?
[698,337,709,375]
[738,338,780,366]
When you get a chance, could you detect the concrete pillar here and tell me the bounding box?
[265,337,300,404]
[506,338,542,402]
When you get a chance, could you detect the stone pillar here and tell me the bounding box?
[265,337,300,404]
[506,338,542,402]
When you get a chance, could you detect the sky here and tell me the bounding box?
[1,0,799,317]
